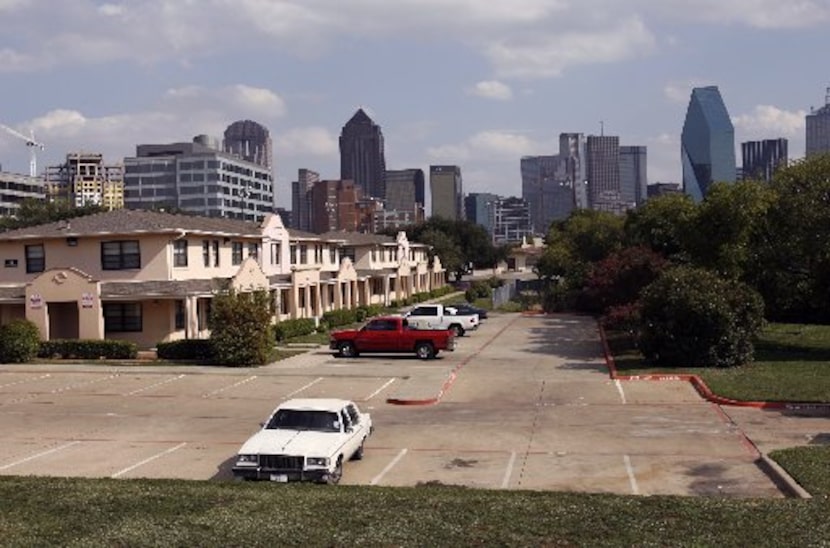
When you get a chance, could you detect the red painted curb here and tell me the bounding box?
[598,322,830,412]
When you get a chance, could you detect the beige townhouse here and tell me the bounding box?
[0,209,445,349]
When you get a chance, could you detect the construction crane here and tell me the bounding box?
[0,123,45,177]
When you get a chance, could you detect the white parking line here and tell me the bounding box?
[363,378,396,401]
[615,379,627,405]
[371,448,408,486]
[203,376,257,397]
[284,377,323,399]
[124,374,185,396]
[624,454,640,495]
[51,374,119,394]
[0,374,51,390]
[0,441,81,471]
[501,451,517,489]
[111,442,188,478]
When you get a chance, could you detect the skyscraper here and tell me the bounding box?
[291,168,319,231]
[464,192,499,233]
[619,146,648,207]
[806,87,830,157]
[491,197,533,244]
[384,168,425,222]
[223,120,273,170]
[339,108,386,199]
[681,86,736,201]
[741,139,788,182]
[586,135,621,212]
[310,179,358,234]
[429,165,463,220]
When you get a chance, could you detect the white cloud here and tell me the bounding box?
[274,127,338,157]
[650,0,830,29]
[663,80,714,104]
[468,81,513,101]
[427,130,553,165]
[732,105,806,138]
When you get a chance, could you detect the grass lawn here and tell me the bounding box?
[770,446,830,497]
[607,323,830,403]
[1,477,829,547]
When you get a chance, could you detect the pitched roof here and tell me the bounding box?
[0,209,263,241]
[101,279,224,298]
[318,230,394,246]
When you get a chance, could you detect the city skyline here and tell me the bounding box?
[0,1,826,210]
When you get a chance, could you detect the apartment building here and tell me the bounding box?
[0,209,446,349]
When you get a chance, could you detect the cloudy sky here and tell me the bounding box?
[0,0,827,209]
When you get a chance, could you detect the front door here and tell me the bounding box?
[48,302,80,340]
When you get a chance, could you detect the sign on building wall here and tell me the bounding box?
[81,292,94,309]
[29,293,43,309]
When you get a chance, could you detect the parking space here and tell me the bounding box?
[0,312,815,496]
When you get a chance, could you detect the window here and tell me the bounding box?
[299,244,308,264]
[212,240,220,267]
[271,243,280,265]
[202,240,211,267]
[232,242,243,265]
[103,303,142,332]
[25,244,45,273]
[315,245,323,263]
[173,239,188,267]
[101,240,140,270]
[175,300,185,330]
[248,242,259,260]
[409,306,437,317]
[329,247,337,265]
[290,244,297,264]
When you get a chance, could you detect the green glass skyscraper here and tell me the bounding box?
[681,86,736,201]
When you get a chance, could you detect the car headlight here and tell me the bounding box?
[236,454,258,464]
[306,457,329,467]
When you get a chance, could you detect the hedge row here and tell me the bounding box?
[38,339,138,360]
[274,318,317,342]
[156,339,215,361]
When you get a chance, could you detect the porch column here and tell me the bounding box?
[185,295,199,339]
[314,283,323,317]
[383,276,391,306]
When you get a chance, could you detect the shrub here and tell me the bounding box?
[321,309,357,329]
[274,318,317,341]
[639,266,765,368]
[156,339,214,361]
[465,281,492,303]
[601,303,642,334]
[210,290,274,366]
[38,339,138,360]
[0,319,41,363]
[582,246,667,314]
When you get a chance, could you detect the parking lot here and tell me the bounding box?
[1,312,824,496]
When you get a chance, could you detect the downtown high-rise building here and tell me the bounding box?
[681,86,736,201]
[464,192,499,233]
[741,139,788,182]
[429,165,463,220]
[46,152,124,210]
[491,197,533,245]
[309,179,358,234]
[339,108,386,200]
[223,120,273,170]
[619,146,647,207]
[291,168,319,231]
[586,135,622,212]
[384,168,425,223]
[806,87,830,158]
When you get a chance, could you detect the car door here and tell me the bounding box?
[357,319,385,352]
[344,403,367,452]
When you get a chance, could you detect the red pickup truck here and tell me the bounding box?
[329,316,456,360]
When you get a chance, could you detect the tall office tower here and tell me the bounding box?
[0,169,44,216]
[309,179,358,234]
[384,168,425,222]
[586,135,622,212]
[559,133,587,209]
[291,168,319,231]
[464,192,499,233]
[123,137,274,221]
[619,146,648,207]
[429,165,463,220]
[806,87,830,157]
[681,86,736,201]
[491,197,533,244]
[45,153,124,210]
[742,139,788,181]
[223,120,273,170]
[339,108,386,199]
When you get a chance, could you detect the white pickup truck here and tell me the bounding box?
[404,303,479,337]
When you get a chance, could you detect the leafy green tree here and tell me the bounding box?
[686,180,775,280]
[583,246,667,314]
[749,154,830,322]
[0,199,105,231]
[624,193,697,259]
[402,218,501,279]
[209,290,274,366]
[639,266,765,368]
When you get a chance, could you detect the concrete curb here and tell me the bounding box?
[597,322,817,499]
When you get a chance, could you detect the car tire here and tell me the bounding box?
[450,324,464,337]
[338,341,358,358]
[326,457,343,485]
[415,342,435,360]
[352,439,365,461]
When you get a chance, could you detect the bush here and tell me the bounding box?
[321,309,358,329]
[582,246,667,314]
[601,303,642,334]
[0,319,41,363]
[639,266,765,368]
[274,318,317,341]
[465,281,492,303]
[156,339,214,361]
[210,290,274,366]
[38,339,138,360]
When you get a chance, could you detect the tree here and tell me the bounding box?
[639,266,765,368]
[624,193,697,260]
[209,290,274,366]
[0,199,105,231]
[403,218,502,280]
[583,246,667,314]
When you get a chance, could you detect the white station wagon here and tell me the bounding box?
[232,398,373,484]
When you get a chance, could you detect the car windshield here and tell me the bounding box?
[266,409,341,433]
